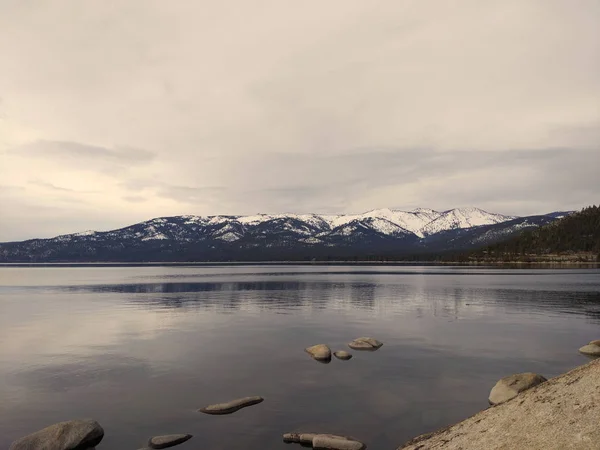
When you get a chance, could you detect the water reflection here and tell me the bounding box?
[0,266,599,449]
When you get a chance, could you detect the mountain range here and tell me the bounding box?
[0,207,573,262]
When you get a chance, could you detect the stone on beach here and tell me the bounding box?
[8,419,104,450]
[347,337,383,351]
[488,372,547,405]
[312,434,366,450]
[147,434,192,449]
[199,396,264,415]
[579,344,600,356]
[284,432,366,450]
[334,351,353,360]
[305,344,332,362]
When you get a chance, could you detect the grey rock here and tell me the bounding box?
[348,337,383,351]
[147,434,192,449]
[305,344,332,362]
[579,344,600,356]
[9,419,104,450]
[313,434,366,450]
[488,372,547,405]
[283,432,318,444]
[199,396,264,414]
[334,351,353,360]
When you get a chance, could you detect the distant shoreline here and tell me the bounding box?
[0,261,598,268]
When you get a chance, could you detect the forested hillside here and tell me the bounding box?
[463,205,600,262]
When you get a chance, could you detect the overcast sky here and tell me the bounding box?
[0,0,598,241]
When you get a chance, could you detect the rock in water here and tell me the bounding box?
[283,432,318,444]
[199,396,264,415]
[305,344,332,362]
[312,434,366,450]
[334,351,353,360]
[148,434,192,449]
[488,373,547,405]
[348,337,383,351]
[589,339,600,346]
[579,344,600,356]
[9,419,104,450]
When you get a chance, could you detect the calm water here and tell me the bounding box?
[1,265,599,449]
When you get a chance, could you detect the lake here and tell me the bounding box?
[1,265,599,449]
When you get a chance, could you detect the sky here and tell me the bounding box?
[0,0,598,241]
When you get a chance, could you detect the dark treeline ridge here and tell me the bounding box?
[430,205,600,263]
[467,205,600,261]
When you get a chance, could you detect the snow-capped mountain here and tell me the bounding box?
[419,207,516,236]
[0,207,568,262]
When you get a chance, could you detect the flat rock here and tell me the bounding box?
[579,344,600,356]
[312,434,366,450]
[9,419,104,450]
[148,434,192,449]
[199,396,264,415]
[334,351,353,360]
[348,337,383,351]
[283,432,318,444]
[488,372,547,405]
[305,344,332,362]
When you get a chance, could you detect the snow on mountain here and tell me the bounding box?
[321,208,442,237]
[419,207,517,236]
[2,207,520,247]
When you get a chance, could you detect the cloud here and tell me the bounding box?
[13,140,155,165]
[122,195,147,203]
[0,0,598,240]
[29,180,98,193]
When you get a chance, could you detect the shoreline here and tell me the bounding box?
[398,357,600,449]
[0,261,598,267]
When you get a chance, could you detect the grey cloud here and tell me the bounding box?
[211,147,599,216]
[0,1,598,239]
[122,195,147,203]
[29,180,97,193]
[13,140,154,163]
[156,185,227,204]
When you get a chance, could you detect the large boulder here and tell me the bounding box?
[579,344,600,356]
[305,344,332,362]
[9,419,104,450]
[348,337,383,351]
[147,434,192,449]
[199,396,264,415]
[488,372,547,405]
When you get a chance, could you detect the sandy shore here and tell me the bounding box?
[398,357,600,450]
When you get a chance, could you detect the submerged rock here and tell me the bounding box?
[148,434,192,449]
[488,372,547,405]
[348,337,383,351]
[305,344,332,362]
[199,396,264,415]
[9,419,104,450]
[579,344,600,356]
[312,434,366,450]
[334,351,353,360]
